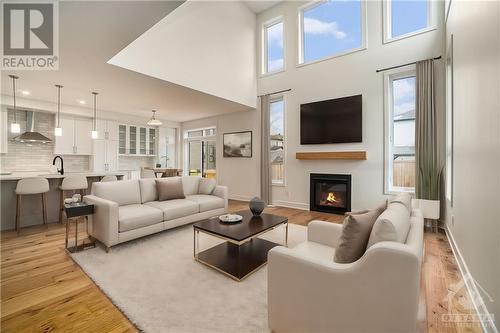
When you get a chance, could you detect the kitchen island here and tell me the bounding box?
[0,171,126,231]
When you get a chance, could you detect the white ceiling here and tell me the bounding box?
[242,1,281,13]
[1,1,252,123]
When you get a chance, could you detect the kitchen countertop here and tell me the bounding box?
[0,171,128,181]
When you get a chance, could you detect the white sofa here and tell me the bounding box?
[84,176,228,250]
[268,203,424,333]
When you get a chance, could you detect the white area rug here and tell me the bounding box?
[72,223,307,333]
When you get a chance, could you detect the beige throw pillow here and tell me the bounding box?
[198,178,216,195]
[156,178,185,201]
[334,209,381,264]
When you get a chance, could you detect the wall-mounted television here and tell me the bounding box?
[300,94,362,144]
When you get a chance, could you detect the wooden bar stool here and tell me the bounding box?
[59,175,89,224]
[15,177,50,232]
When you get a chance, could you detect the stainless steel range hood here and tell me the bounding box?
[12,111,52,143]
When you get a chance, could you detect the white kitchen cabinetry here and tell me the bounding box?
[118,124,156,156]
[54,117,93,155]
[91,121,118,171]
[96,119,118,141]
[1,110,8,154]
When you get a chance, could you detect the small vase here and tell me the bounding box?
[249,197,265,216]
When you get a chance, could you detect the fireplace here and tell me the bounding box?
[310,173,351,214]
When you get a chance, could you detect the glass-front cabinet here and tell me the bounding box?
[149,128,156,155]
[118,124,157,156]
[118,125,127,154]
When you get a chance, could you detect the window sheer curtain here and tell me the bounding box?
[260,95,272,205]
[415,59,443,200]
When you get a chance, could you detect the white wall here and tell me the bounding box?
[181,110,260,201]
[258,0,445,211]
[108,1,257,108]
[182,0,444,211]
[444,0,500,327]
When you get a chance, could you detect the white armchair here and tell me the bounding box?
[268,211,424,333]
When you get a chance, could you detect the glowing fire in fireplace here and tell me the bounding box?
[326,192,338,203]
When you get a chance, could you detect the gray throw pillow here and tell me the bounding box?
[156,178,185,201]
[334,209,381,264]
[198,178,216,195]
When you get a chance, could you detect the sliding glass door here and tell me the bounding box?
[186,128,216,178]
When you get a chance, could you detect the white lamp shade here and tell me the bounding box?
[54,127,63,137]
[10,123,20,133]
[91,130,98,139]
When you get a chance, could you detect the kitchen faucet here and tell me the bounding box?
[52,155,64,175]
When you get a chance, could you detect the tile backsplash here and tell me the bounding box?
[118,155,155,171]
[0,109,89,172]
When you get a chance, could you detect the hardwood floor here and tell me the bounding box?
[0,200,481,332]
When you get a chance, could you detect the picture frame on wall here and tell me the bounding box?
[223,131,252,158]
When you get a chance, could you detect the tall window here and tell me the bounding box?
[384,0,434,42]
[270,98,285,184]
[385,69,416,192]
[263,18,284,74]
[299,0,364,64]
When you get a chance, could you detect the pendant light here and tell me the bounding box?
[54,84,63,137]
[91,92,98,139]
[147,110,162,126]
[9,75,20,133]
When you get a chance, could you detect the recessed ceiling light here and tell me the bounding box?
[21,90,30,95]
[78,100,86,105]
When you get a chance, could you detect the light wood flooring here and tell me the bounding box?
[1,200,482,332]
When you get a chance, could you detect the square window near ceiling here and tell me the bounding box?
[387,0,431,41]
[300,0,364,64]
[264,19,284,74]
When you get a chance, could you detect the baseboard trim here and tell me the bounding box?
[228,195,252,202]
[445,225,498,333]
[272,200,309,211]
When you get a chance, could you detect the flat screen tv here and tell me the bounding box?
[300,94,362,144]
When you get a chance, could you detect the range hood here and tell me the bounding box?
[12,111,52,143]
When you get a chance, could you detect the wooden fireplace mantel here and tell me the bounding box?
[295,151,367,160]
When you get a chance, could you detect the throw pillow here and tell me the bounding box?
[345,199,387,216]
[366,201,411,248]
[156,178,185,201]
[334,209,381,264]
[390,192,412,213]
[198,178,216,195]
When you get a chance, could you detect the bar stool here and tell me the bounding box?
[59,175,88,224]
[100,175,117,182]
[15,177,50,232]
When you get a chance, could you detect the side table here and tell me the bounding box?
[64,202,95,253]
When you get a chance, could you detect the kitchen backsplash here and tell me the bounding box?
[0,110,89,172]
[118,155,155,171]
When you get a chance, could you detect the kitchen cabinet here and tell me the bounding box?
[54,117,93,155]
[118,124,156,156]
[0,110,8,154]
[91,139,118,171]
[92,121,118,172]
[96,119,118,141]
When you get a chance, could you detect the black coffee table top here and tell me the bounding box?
[193,210,288,242]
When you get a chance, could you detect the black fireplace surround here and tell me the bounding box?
[310,173,352,214]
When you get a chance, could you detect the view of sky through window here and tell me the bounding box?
[392,76,416,147]
[302,0,362,63]
[266,21,284,72]
[270,99,284,135]
[391,0,428,38]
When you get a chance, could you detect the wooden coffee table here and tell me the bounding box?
[193,210,288,281]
